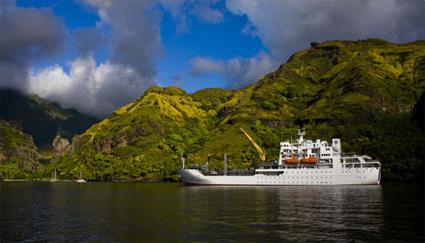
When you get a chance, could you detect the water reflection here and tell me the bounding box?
[180,186,384,242]
[0,183,423,242]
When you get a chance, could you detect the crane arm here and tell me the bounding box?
[240,128,266,161]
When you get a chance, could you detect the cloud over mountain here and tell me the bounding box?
[29,55,153,117]
[226,0,425,58]
[29,0,162,117]
[189,53,276,88]
[189,0,425,88]
[1,0,424,117]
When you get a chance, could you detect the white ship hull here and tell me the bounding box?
[180,167,381,186]
[180,129,382,186]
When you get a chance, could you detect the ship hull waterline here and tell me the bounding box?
[180,168,381,186]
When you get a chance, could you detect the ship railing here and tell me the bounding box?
[282,163,333,169]
[343,162,380,168]
[202,169,255,176]
[341,152,358,157]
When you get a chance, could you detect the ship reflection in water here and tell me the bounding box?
[181,185,387,242]
[0,182,423,242]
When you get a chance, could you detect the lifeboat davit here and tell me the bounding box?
[285,157,299,164]
[301,156,318,164]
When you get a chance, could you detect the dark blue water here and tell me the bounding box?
[0,182,423,242]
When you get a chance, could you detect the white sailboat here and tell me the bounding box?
[50,169,57,182]
[76,170,86,183]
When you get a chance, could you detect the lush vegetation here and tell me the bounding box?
[0,119,39,179]
[2,39,424,181]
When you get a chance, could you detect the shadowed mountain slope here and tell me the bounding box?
[0,89,98,148]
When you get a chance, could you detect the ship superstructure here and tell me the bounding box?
[180,129,381,185]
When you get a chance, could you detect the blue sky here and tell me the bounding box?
[16,0,266,92]
[158,8,265,91]
[2,0,423,116]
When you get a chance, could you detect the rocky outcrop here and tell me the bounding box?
[52,135,71,157]
[0,152,7,163]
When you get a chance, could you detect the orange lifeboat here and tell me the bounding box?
[301,156,318,164]
[285,156,299,164]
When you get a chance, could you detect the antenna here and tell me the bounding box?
[297,128,305,144]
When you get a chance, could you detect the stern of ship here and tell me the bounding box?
[179,169,209,185]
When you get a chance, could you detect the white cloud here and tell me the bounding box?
[6,0,424,117]
[226,0,425,59]
[187,0,425,89]
[160,0,189,33]
[192,1,224,23]
[28,55,153,117]
[0,2,64,90]
[189,53,277,88]
[189,57,225,75]
[23,0,162,117]
[84,0,162,79]
[160,0,224,34]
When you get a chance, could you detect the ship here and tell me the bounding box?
[179,129,381,185]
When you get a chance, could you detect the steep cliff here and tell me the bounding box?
[0,119,39,179]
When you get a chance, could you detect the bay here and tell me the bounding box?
[0,182,423,242]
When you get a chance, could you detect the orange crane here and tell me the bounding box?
[240,128,266,161]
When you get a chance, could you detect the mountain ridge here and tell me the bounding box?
[4,39,425,181]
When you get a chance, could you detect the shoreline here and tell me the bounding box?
[0,178,422,184]
[0,178,180,183]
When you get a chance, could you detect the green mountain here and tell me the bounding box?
[53,39,425,181]
[0,119,39,179]
[0,89,99,148]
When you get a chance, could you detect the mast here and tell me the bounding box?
[223,152,228,176]
[181,155,185,169]
[290,133,292,144]
[51,168,57,182]
[297,128,305,144]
